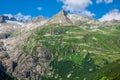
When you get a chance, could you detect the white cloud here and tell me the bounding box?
[81,10,95,17]
[96,0,103,4]
[96,0,113,4]
[59,0,95,17]
[99,9,120,21]
[61,0,92,11]
[74,10,95,17]
[37,7,42,11]
[104,0,113,3]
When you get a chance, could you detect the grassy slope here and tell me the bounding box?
[23,24,120,80]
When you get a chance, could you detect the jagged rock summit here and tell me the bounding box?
[48,10,99,25]
[48,10,72,24]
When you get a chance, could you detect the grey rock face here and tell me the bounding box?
[0,40,50,80]
[0,41,10,61]
[13,47,50,80]
[0,16,4,23]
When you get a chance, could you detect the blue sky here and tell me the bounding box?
[0,0,120,21]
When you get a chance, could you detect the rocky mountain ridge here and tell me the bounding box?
[0,10,120,80]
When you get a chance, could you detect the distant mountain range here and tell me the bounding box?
[0,14,47,23]
[0,15,17,23]
[0,10,120,25]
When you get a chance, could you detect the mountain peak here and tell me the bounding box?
[48,10,72,25]
[58,10,68,17]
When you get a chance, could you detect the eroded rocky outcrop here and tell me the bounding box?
[13,47,50,80]
[0,32,50,80]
